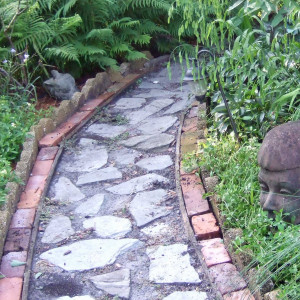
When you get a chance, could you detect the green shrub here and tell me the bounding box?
[199,135,299,298]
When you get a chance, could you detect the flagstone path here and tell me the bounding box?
[28,64,217,300]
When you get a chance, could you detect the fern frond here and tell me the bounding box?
[110,18,140,29]
[126,50,146,61]
[45,44,80,63]
[110,43,130,54]
[133,34,151,45]
[89,54,117,69]
[85,29,114,41]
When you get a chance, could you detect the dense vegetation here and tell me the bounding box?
[175,0,299,297]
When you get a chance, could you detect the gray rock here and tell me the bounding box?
[163,291,208,300]
[42,215,74,244]
[76,167,122,185]
[141,222,171,237]
[64,147,108,173]
[75,194,105,216]
[136,155,173,171]
[54,177,85,202]
[83,216,132,238]
[40,239,143,271]
[147,244,201,283]
[134,89,175,99]
[78,138,99,147]
[110,148,140,165]
[138,116,177,134]
[126,99,174,125]
[121,134,174,151]
[90,269,130,299]
[129,189,170,227]
[43,70,78,101]
[106,174,169,195]
[56,296,95,300]
[163,97,194,115]
[86,124,127,139]
[114,97,146,110]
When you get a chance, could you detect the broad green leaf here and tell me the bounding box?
[228,0,245,12]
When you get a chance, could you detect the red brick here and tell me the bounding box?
[80,92,114,111]
[181,174,210,217]
[26,175,47,191]
[209,263,247,295]
[191,213,221,240]
[0,277,23,300]
[4,229,31,253]
[67,110,93,125]
[182,117,198,132]
[0,252,27,278]
[37,147,59,161]
[38,122,75,147]
[199,238,232,267]
[223,289,255,300]
[10,209,36,229]
[31,160,53,176]
[18,189,42,209]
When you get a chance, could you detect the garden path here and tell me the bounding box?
[28,64,216,300]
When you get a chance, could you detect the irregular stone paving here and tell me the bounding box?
[29,63,216,299]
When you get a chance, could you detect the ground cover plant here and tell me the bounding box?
[173,0,300,297]
[191,135,300,298]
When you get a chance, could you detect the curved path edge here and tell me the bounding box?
[177,105,256,300]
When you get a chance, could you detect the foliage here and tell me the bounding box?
[199,135,300,298]
[0,0,187,78]
[169,0,300,139]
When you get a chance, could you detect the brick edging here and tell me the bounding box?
[0,54,170,300]
[176,103,255,300]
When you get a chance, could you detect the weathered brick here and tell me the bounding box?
[188,106,199,118]
[67,111,93,125]
[181,132,205,155]
[0,277,23,300]
[25,175,47,191]
[36,147,59,161]
[31,160,53,176]
[182,117,198,132]
[191,213,221,240]
[17,189,42,209]
[79,92,114,111]
[4,229,31,253]
[0,251,27,278]
[10,209,36,229]
[181,174,210,217]
[199,238,231,267]
[223,289,255,300]
[209,263,247,295]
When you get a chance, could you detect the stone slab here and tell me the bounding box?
[76,167,122,185]
[138,116,177,134]
[83,216,132,238]
[90,269,130,299]
[126,99,174,124]
[138,81,162,89]
[110,148,140,165]
[163,291,208,300]
[63,146,108,173]
[209,263,247,295]
[141,222,171,238]
[42,215,74,243]
[54,177,85,202]
[147,244,201,283]
[75,194,104,216]
[40,239,143,271]
[136,155,173,171]
[163,97,194,115]
[129,189,170,227]
[121,134,174,151]
[134,89,175,99]
[106,174,169,195]
[114,97,146,110]
[86,123,127,139]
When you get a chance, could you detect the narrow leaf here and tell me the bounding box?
[10,260,26,267]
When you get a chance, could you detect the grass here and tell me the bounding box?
[196,135,300,298]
